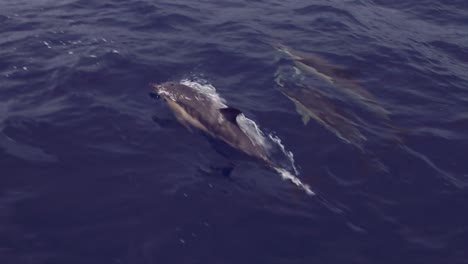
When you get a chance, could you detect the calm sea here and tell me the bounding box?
[1,0,467,263]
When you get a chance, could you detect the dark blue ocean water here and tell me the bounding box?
[1,0,467,263]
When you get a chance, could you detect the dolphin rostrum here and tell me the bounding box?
[149,81,314,195]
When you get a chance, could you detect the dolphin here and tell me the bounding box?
[149,81,317,195]
[150,82,270,163]
[275,74,395,173]
[275,76,367,150]
[273,43,390,120]
[149,81,315,195]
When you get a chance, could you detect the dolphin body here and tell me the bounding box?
[274,70,367,150]
[150,82,270,163]
[149,81,316,195]
[274,75,393,173]
[281,87,367,147]
[273,43,390,120]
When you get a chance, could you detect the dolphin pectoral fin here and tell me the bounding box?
[301,115,310,125]
[219,108,242,125]
[281,89,312,126]
[293,102,311,125]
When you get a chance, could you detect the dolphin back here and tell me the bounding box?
[157,82,269,162]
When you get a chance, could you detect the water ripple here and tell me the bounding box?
[1,0,467,263]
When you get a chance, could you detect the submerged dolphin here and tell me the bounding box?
[275,74,393,173]
[275,75,367,149]
[150,82,270,163]
[273,43,390,119]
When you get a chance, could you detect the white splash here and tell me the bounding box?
[180,79,227,109]
[43,41,52,48]
[179,78,315,196]
[274,167,315,196]
[237,115,271,151]
[158,89,176,101]
[268,134,299,175]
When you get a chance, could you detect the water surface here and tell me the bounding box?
[1,0,467,263]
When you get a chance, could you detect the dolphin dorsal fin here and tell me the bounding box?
[220,108,242,125]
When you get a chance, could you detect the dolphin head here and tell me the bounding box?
[149,82,182,102]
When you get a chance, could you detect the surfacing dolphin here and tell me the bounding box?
[149,81,314,195]
[273,43,391,120]
[150,82,269,162]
